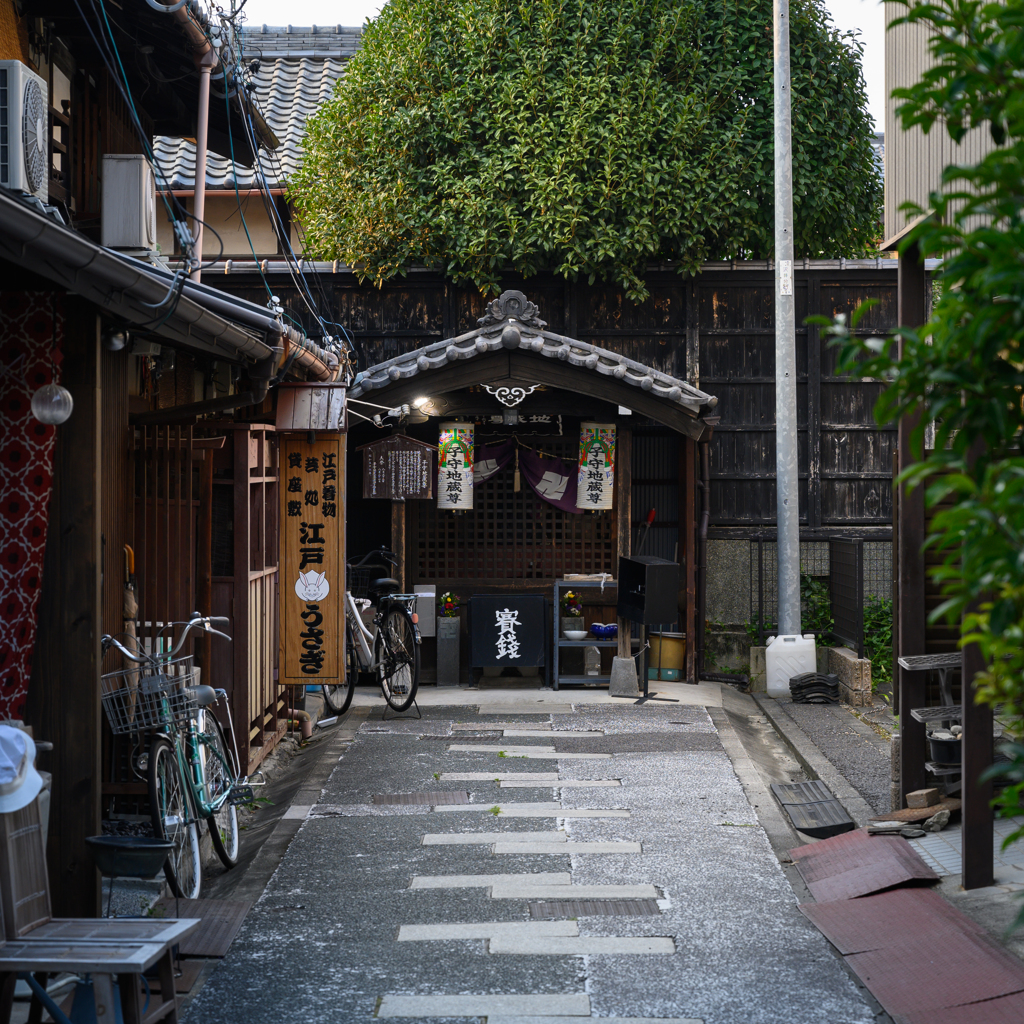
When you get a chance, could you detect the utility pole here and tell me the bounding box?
[774,0,801,635]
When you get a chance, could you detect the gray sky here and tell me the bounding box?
[239,0,886,127]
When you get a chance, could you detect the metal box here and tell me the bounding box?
[616,556,679,626]
[101,154,157,250]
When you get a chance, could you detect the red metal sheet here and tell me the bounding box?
[894,991,1024,1024]
[800,888,987,956]
[791,829,938,901]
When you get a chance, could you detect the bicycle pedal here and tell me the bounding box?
[228,786,255,805]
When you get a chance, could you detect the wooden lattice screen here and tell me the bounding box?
[415,439,615,584]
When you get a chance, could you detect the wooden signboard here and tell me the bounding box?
[360,435,435,500]
[280,434,344,683]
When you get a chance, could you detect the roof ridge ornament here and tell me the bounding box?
[477,290,546,330]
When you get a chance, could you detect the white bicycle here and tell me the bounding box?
[334,549,422,715]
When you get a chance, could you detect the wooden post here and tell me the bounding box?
[682,438,698,684]
[962,623,993,889]
[616,427,632,659]
[26,301,102,918]
[897,239,928,806]
[196,451,213,680]
[391,499,406,591]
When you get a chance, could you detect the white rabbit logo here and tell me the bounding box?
[295,570,330,602]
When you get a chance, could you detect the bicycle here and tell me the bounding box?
[339,549,422,714]
[101,613,253,900]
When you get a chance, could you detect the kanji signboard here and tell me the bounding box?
[280,434,344,682]
[437,422,474,510]
[469,596,546,668]
[360,435,435,500]
[577,422,615,510]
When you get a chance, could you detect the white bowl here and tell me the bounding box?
[563,630,588,641]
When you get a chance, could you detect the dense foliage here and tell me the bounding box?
[290,0,881,300]
[862,596,893,688]
[828,0,1024,885]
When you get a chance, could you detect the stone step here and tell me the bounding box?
[410,873,570,889]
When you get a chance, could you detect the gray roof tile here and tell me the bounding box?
[153,26,359,190]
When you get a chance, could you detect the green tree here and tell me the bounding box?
[290,0,881,301]
[827,0,1024,897]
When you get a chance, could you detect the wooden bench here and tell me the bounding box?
[0,798,198,1023]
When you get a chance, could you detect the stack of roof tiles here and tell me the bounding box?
[789,672,841,704]
[152,24,361,191]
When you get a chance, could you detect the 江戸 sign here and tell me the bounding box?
[281,434,343,682]
[577,422,615,510]
[438,422,474,510]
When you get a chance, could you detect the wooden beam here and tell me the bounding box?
[26,300,102,918]
[391,500,406,592]
[616,427,632,660]
[897,239,929,806]
[682,438,698,684]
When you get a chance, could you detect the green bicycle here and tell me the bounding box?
[101,613,253,899]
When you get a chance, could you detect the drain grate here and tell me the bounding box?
[372,791,471,805]
[529,899,661,919]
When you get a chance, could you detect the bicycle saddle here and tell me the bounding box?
[368,577,400,597]
[188,684,218,706]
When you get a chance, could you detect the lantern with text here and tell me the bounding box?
[577,422,615,510]
[280,434,343,683]
[437,423,474,510]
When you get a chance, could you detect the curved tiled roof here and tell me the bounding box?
[153,25,359,190]
[348,291,717,420]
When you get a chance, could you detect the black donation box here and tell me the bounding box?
[617,556,679,625]
[469,596,546,668]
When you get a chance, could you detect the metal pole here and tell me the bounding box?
[190,52,217,282]
[774,0,801,636]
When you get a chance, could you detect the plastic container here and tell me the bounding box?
[929,735,961,763]
[649,632,685,676]
[659,668,681,681]
[766,634,817,698]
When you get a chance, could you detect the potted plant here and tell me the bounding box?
[560,590,585,637]
[436,592,461,686]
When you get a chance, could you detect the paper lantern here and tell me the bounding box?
[577,422,615,510]
[438,422,474,510]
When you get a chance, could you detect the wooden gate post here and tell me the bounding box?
[616,428,632,660]
[27,301,102,918]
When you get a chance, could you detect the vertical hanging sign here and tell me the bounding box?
[281,433,344,682]
[577,422,616,510]
[437,422,474,510]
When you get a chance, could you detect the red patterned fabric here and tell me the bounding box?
[0,293,63,721]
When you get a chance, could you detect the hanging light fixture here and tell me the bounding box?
[31,383,74,425]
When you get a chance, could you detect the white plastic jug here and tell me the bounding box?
[765,634,817,698]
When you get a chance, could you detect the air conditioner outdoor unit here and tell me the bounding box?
[101,154,158,250]
[0,60,50,202]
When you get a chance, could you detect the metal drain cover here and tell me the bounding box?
[372,791,471,805]
[529,899,661,919]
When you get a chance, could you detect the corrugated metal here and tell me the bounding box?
[153,26,358,190]
[884,6,996,241]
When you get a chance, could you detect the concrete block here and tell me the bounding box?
[609,655,640,697]
[749,646,767,692]
[828,645,872,706]
[907,788,941,808]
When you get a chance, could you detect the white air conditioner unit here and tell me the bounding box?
[0,60,50,202]
[101,154,158,250]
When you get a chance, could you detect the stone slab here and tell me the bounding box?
[503,730,605,738]
[377,994,591,1016]
[476,705,575,715]
[397,921,579,941]
[430,802,563,813]
[489,883,659,899]
[499,779,621,788]
[450,744,557,753]
[423,832,566,846]
[440,772,560,781]
[281,805,311,820]
[489,1019,702,1024]
[410,873,570,889]
[488,936,675,955]
[492,842,641,854]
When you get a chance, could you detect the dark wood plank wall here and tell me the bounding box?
[214,267,897,539]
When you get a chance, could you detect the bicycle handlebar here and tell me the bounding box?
[350,547,398,569]
[101,612,232,663]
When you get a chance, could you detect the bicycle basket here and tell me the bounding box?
[100,655,199,735]
[347,564,371,599]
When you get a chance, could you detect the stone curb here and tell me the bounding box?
[751,694,876,828]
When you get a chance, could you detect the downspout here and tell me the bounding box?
[191,50,217,282]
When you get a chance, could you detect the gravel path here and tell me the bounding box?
[781,702,892,815]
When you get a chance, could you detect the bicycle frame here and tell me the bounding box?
[344,590,421,675]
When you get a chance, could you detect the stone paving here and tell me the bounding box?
[183,702,878,1024]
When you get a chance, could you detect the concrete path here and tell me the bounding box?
[183,698,878,1024]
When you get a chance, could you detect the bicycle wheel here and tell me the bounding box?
[198,710,240,868]
[375,606,419,712]
[322,625,356,715]
[147,737,202,899]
